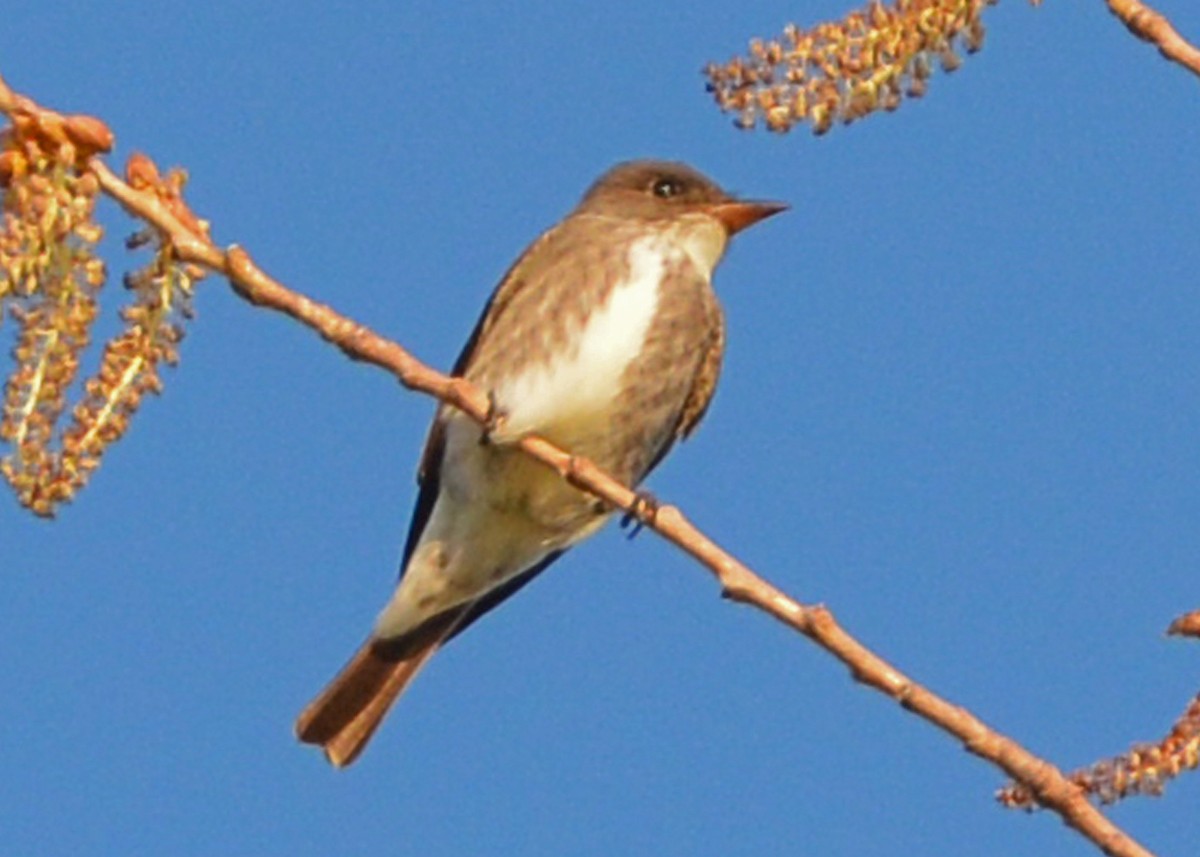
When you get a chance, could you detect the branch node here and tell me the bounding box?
[224,245,259,303]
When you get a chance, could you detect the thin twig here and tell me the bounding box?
[1107,0,1200,79]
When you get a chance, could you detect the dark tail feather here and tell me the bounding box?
[295,611,465,767]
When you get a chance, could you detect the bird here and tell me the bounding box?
[295,159,786,767]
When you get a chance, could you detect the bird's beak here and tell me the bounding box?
[707,199,789,235]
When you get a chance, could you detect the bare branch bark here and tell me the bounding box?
[1107,0,1200,79]
[0,71,1160,857]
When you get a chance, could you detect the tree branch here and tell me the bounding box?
[87,157,1152,857]
[1108,0,1200,79]
[2,70,1157,857]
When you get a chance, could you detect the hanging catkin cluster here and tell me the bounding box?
[705,0,1007,134]
[1,98,199,516]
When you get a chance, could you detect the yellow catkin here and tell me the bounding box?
[2,102,194,516]
[705,0,1006,134]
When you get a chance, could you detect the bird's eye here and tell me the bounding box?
[652,177,682,199]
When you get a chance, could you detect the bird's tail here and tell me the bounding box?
[295,611,465,767]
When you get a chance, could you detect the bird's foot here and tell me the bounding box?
[479,391,511,446]
[620,490,659,539]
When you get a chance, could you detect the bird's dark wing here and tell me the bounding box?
[399,223,565,570]
[397,268,568,639]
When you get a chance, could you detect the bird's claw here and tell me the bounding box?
[620,490,659,539]
[479,391,510,446]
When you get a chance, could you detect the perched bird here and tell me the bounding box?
[296,160,786,766]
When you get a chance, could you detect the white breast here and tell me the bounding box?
[493,236,668,436]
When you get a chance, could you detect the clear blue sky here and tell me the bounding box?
[4,2,1199,855]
